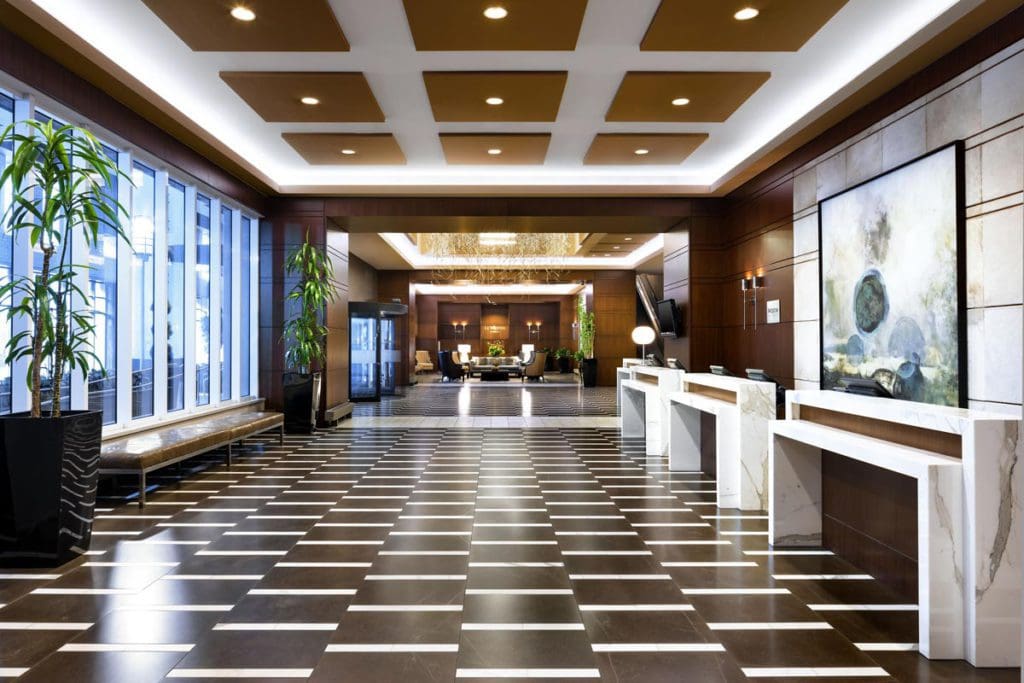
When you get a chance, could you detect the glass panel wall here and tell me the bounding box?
[0,93,13,414]
[239,217,251,397]
[195,195,212,406]
[130,162,156,418]
[219,206,232,401]
[86,144,120,423]
[166,180,186,412]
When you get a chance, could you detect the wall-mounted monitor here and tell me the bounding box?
[656,299,683,338]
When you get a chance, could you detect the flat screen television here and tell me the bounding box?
[656,299,682,337]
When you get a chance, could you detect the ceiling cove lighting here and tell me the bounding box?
[415,283,585,296]
[485,97,504,106]
[230,6,256,21]
[483,6,508,20]
[734,7,759,20]
[300,96,320,106]
[671,97,690,106]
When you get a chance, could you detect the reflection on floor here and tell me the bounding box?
[353,383,618,417]
[0,427,1017,681]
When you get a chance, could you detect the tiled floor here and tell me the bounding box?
[352,383,618,417]
[1,422,1019,681]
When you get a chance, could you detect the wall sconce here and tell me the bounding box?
[527,321,542,341]
[452,321,468,340]
[741,274,765,330]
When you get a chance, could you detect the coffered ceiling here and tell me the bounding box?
[12,0,998,195]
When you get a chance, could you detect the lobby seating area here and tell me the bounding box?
[0,1,1022,681]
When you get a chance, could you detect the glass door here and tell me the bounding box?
[350,314,379,401]
[380,317,398,396]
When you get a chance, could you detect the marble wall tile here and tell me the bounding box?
[846,132,883,185]
[815,152,846,201]
[926,77,983,151]
[793,168,817,212]
[980,129,1024,203]
[794,379,819,391]
[792,213,819,257]
[967,206,1024,309]
[967,306,1024,404]
[967,400,1023,418]
[981,49,1024,129]
[881,107,927,170]
[793,259,820,322]
[793,320,821,384]
[966,145,983,208]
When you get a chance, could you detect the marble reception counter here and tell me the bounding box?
[769,390,1021,666]
[619,367,685,456]
[665,373,776,510]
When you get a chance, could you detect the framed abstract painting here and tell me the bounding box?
[818,141,966,407]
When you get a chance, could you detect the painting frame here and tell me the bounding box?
[817,140,967,408]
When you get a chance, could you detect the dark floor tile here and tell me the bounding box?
[457,630,597,668]
[175,630,332,669]
[18,650,184,683]
[463,594,582,623]
[309,651,457,683]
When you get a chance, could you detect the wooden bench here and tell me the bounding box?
[99,408,284,507]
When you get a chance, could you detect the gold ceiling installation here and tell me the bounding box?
[415,232,582,285]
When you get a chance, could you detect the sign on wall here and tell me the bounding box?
[818,142,966,407]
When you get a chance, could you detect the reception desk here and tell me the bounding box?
[665,373,775,510]
[620,367,685,456]
[770,390,1021,666]
[615,360,643,411]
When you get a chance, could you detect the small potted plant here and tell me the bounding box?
[555,347,572,374]
[0,119,130,565]
[281,230,336,434]
[487,342,504,358]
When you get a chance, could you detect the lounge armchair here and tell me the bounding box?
[438,350,465,382]
[521,351,547,381]
[415,350,434,374]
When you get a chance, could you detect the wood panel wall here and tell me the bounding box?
[592,270,638,386]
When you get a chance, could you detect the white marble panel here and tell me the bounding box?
[792,259,819,322]
[845,132,882,186]
[620,386,645,438]
[793,321,820,384]
[815,153,846,202]
[881,107,927,170]
[981,49,1024,129]
[794,168,817,212]
[926,77,983,151]
[981,129,1024,203]
[792,213,819,257]
[968,306,1024,405]
[965,144,983,208]
[966,206,1024,308]
[769,432,822,546]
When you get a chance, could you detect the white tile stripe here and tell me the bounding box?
[707,622,833,630]
[456,669,600,679]
[167,669,314,679]
[591,643,725,652]
[741,667,889,678]
[325,644,459,652]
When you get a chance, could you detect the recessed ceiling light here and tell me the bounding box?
[483,6,508,19]
[613,246,621,250]
[485,96,504,106]
[734,7,759,20]
[341,149,356,155]
[300,96,320,106]
[671,97,690,106]
[230,6,256,21]
[634,148,649,155]
[624,237,633,241]
[487,148,502,156]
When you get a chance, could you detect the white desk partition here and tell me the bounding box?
[619,367,685,456]
[665,373,775,510]
[771,390,1022,667]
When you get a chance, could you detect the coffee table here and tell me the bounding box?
[480,370,510,382]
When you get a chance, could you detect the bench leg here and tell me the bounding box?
[138,472,146,509]
[226,443,233,469]
[279,424,285,445]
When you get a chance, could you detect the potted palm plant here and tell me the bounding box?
[281,230,336,434]
[0,119,130,565]
[577,304,597,388]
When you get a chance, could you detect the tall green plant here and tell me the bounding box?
[0,119,130,418]
[281,230,336,374]
[576,294,595,359]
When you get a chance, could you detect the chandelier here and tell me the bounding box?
[415,232,582,286]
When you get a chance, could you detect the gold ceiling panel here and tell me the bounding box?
[606,72,770,122]
[584,134,708,165]
[403,0,588,51]
[220,72,383,123]
[641,0,848,52]
[440,134,551,165]
[283,133,406,165]
[141,0,349,51]
[423,72,568,122]
[588,233,656,255]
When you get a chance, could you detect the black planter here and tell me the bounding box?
[557,357,571,374]
[544,354,556,372]
[580,358,598,388]
[0,410,102,566]
[283,372,322,434]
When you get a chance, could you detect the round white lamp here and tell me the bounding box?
[631,325,657,363]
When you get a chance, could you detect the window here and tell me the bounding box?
[0,93,13,414]
[86,144,120,424]
[220,206,233,401]
[130,162,156,418]
[240,217,252,397]
[166,180,186,412]
[195,194,212,406]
